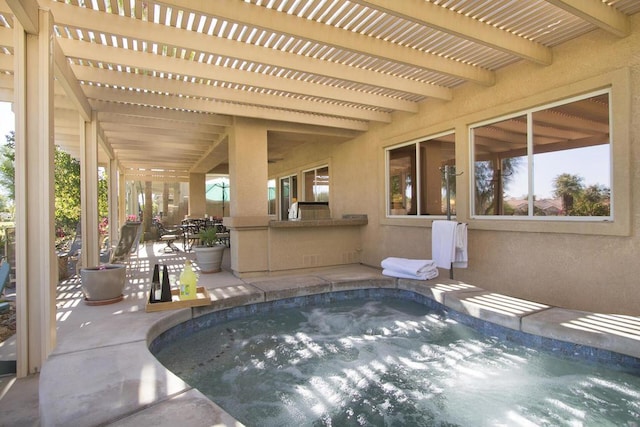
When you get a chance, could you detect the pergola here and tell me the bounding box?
[1,1,636,177]
[0,0,638,376]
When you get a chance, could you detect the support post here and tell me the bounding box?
[80,111,100,267]
[188,173,206,218]
[13,9,56,376]
[226,118,270,274]
[108,158,119,253]
[443,165,463,280]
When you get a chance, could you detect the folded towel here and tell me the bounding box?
[382,268,439,281]
[453,223,468,268]
[381,257,437,276]
[432,220,458,269]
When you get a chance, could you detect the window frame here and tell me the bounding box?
[379,69,629,236]
[469,89,613,222]
[302,164,330,202]
[384,130,456,219]
[267,178,276,216]
[278,174,297,220]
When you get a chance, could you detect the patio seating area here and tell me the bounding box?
[154,218,230,254]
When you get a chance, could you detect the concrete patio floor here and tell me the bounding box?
[1,241,640,426]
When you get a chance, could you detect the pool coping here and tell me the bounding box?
[40,265,640,426]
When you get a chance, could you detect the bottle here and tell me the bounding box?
[179,260,198,300]
[160,264,172,302]
[149,264,160,303]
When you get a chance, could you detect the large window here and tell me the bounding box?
[471,90,611,219]
[386,132,456,217]
[303,166,329,202]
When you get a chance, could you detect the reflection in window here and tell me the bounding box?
[279,174,297,220]
[472,91,611,218]
[268,179,276,215]
[388,145,415,215]
[303,166,329,202]
[386,132,456,216]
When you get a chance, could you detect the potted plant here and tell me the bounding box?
[193,227,225,273]
[80,264,127,305]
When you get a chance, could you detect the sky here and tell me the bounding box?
[0,102,13,142]
[504,144,611,199]
[0,102,14,199]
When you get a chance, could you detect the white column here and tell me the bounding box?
[118,171,126,225]
[80,111,99,266]
[108,158,119,253]
[13,10,56,376]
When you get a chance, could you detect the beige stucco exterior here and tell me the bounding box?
[263,16,640,315]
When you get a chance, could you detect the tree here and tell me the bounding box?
[54,148,110,235]
[0,194,9,214]
[474,156,523,215]
[551,174,610,217]
[553,173,584,215]
[54,146,82,232]
[0,131,15,200]
[0,133,109,235]
[572,184,610,216]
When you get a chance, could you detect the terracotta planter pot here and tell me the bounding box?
[194,245,225,273]
[80,264,126,305]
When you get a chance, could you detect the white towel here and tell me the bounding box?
[432,220,458,269]
[288,202,299,219]
[380,257,437,276]
[453,223,468,268]
[382,268,439,281]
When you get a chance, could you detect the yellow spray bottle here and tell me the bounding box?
[179,260,198,300]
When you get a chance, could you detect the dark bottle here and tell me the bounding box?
[149,264,161,303]
[160,264,172,302]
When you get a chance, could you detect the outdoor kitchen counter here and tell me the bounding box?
[269,215,368,228]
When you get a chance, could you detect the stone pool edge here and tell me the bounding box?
[39,271,640,426]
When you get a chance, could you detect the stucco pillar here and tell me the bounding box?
[13,9,56,376]
[226,118,270,275]
[188,172,206,218]
[80,111,100,267]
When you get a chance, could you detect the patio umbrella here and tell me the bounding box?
[206,179,230,216]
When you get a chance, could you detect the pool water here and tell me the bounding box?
[154,298,640,426]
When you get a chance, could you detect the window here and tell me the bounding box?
[267,179,276,215]
[303,166,329,202]
[471,91,611,219]
[279,175,297,220]
[386,132,456,217]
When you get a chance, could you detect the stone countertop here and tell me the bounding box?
[269,215,368,228]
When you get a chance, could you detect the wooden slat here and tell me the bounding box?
[123,0,132,18]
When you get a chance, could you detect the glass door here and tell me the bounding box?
[279,175,298,220]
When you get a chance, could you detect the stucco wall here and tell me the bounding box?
[375,20,640,315]
[270,16,640,314]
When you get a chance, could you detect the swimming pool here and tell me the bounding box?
[151,289,640,426]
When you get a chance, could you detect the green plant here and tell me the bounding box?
[198,227,219,247]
